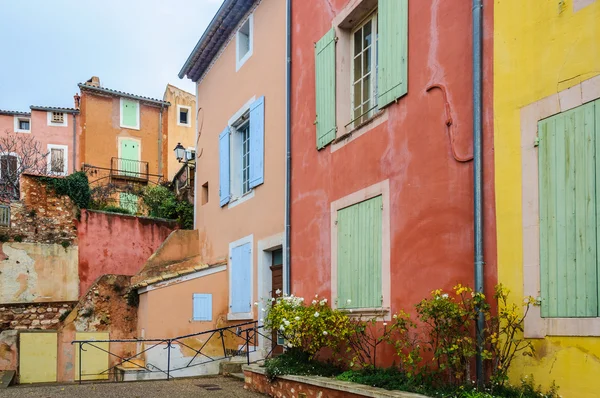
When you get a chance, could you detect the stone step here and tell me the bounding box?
[220,360,246,375]
[229,373,245,381]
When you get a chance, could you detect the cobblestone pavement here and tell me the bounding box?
[3,376,265,398]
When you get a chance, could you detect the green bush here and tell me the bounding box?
[264,349,342,381]
[101,206,132,215]
[142,185,194,229]
[41,171,91,209]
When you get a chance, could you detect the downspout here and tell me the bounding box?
[72,113,77,171]
[473,0,485,385]
[283,0,292,295]
[158,104,164,178]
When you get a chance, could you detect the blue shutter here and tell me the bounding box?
[249,96,265,188]
[192,294,213,321]
[230,242,252,314]
[219,127,230,207]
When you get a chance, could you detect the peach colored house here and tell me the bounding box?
[142,0,287,353]
[163,84,196,182]
[0,104,80,178]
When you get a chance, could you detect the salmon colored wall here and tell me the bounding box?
[164,85,196,181]
[77,209,177,295]
[290,0,496,355]
[138,270,229,338]
[0,112,79,174]
[194,0,286,316]
[79,92,167,176]
[494,1,600,396]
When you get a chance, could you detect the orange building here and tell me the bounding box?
[77,77,170,211]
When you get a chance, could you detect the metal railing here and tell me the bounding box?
[0,204,10,227]
[110,157,149,182]
[71,321,276,383]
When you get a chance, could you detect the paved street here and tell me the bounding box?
[3,376,264,398]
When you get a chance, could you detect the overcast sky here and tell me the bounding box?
[0,0,224,111]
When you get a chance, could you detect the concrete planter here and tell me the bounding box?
[242,364,430,398]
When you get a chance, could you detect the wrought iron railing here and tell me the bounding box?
[71,321,275,383]
[110,157,149,181]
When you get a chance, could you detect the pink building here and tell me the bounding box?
[0,99,80,185]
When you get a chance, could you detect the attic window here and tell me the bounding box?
[236,14,253,71]
[52,112,64,123]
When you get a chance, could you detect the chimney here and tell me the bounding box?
[86,76,101,88]
[73,93,81,109]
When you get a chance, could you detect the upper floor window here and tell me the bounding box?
[236,14,253,71]
[47,111,67,127]
[47,144,68,176]
[314,0,408,149]
[14,116,31,133]
[177,105,191,127]
[219,96,265,208]
[120,98,140,130]
[0,154,18,182]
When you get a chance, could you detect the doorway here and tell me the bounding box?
[270,248,284,355]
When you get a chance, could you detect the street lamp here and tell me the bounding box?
[173,142,185,163]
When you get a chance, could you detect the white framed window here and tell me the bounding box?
[236,14,253,71]
[351,12,378,127]
[177,105,191,127]
[228,234,254,321]
[47,144,68,176]
[47,111,67,127]
[120,98,140,130]
[14,116,31,133]
[230,116,251,200]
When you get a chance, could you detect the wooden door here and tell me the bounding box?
[270,249,284,355]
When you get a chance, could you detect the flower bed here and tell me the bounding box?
[243,364,430,398]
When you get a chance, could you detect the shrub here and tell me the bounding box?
[101,205,131,215]
[141,185,194,229]
[41,171,91,209]
[13,234,24,243]
[264,349,342,381]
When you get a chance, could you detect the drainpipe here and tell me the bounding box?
[283,0,292,295]
[72,113,77,171]
[473,0,485,385]
[158,104,164,178]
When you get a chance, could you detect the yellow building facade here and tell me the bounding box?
[494,1,600,397]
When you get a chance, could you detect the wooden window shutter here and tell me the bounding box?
[219,127,231,207]
[337,195,383,309]
[249,96,265,188]
[377,0,408,108]
[193,294,213,321]
[538,101,598,318]
[230,243,252,314]
[315,28,336,150]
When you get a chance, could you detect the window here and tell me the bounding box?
[177,105,191,127]
[352,13,378,126]
[219,96,265,207]
[193,294,213,321]
[538,100,600,318]
[236,14,253,71]
[228,236,253,320]
[119,192,138,214]
[14,116,31,133]
[0,154,18,181]
[46,144,68,176]
[120,98,140,130]
[314,0,408,149]
[52,112,64,123]
[201,182,209,205]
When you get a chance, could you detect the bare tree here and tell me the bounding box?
[0,130,52,201]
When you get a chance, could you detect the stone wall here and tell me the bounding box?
[0,302,76,331]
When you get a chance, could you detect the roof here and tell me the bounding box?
[30,106,79,114]
[0,109,30,116]
[178,0,256,82]
[78,83,170,107]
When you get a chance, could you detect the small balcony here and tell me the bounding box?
[110,157,149,182]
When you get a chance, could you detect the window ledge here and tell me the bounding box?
[338,307,390,319]
[228,190,255,209]
[227,312,253,321]
[331,110,388,153]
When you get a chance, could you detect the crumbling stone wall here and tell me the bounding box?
[0,302,76,331]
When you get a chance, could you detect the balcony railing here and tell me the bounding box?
[110,157,149,182]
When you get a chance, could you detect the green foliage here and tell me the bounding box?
[263,293,353,358]
[101,206,132,215]
[58,309,71,322]
[337,367,418,391]
[12,234,23,243]
[0,234,9,242]
[41,171,91,209]
[141,185,194,229]
[60,240,71,249]
[126,289,139,307]
[264,349,342,382]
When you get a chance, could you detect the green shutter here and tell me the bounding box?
[377,0,408,108]
[121,99,138,128]
[315,28,336,150]
[337,195,382,309]
[538,101,598,318]
[119,193,138,214]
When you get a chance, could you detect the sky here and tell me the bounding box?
[0,0,224,111]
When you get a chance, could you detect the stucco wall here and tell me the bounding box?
[193,0,286,321]
[79,90,168,176]
[164,85,196,181]
[494,1,600,396]
[78,209,177,295]
[289,0,496,360]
